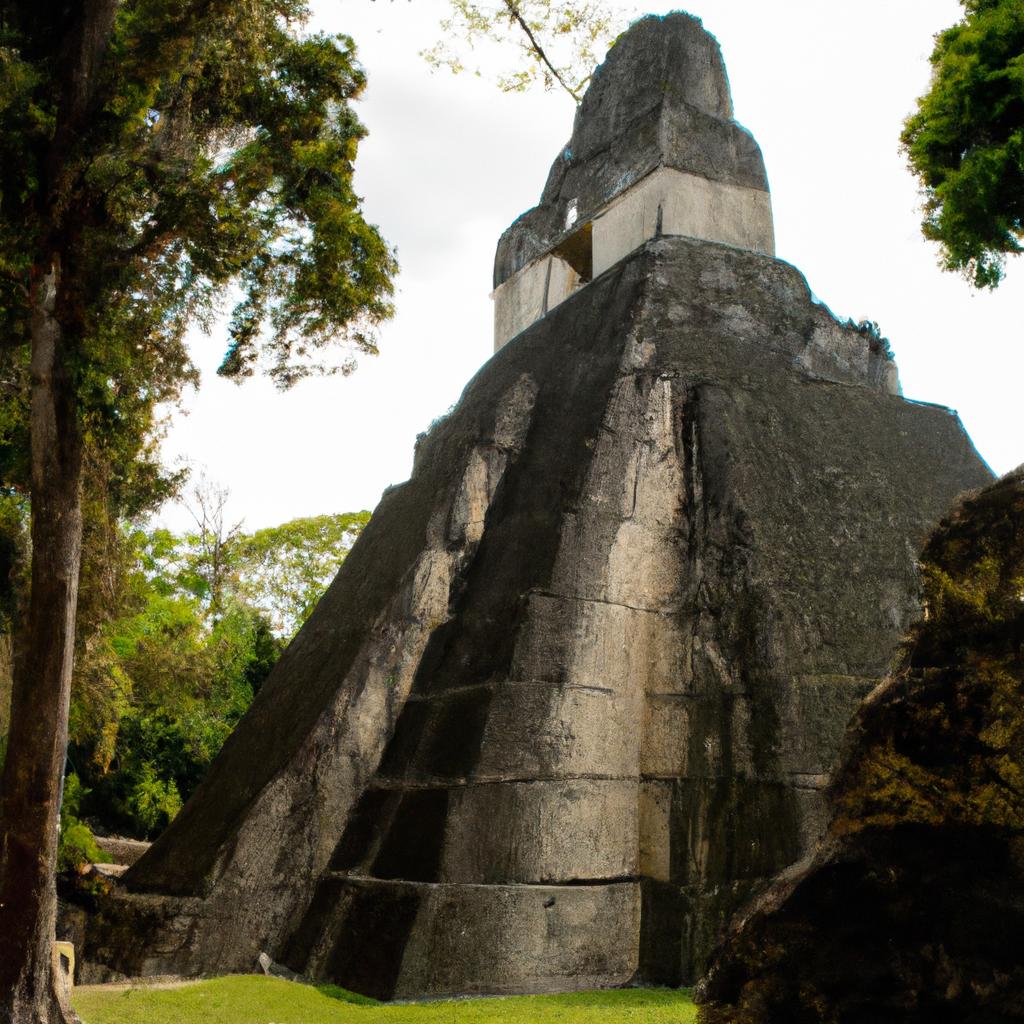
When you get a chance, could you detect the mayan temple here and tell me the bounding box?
[80,12,991,997]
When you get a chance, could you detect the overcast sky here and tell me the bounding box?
[157,0,1022,533]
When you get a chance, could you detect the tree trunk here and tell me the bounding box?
[0,2,118,1017]
[0,259,83,1023]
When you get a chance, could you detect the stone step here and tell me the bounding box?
[283,874,640,999]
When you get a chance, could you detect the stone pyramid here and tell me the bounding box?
[82,12,991,998]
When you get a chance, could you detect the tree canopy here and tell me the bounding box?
[0,0,397,388]
[0,0,397,522]
[901,0,1024,288]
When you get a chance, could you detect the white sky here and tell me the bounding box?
[157,0,1023,533]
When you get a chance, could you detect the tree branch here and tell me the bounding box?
[501,0,581,103]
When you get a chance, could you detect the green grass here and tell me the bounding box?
[74,975,698,1024]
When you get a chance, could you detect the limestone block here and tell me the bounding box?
[492,257,548,352]
[439,778,640,883]
[666,778,804,887]
[396,879,641,997]
[640,877,765,985]
[447,446,509,546]
[796,320,901,395]
[79,892,207,983]
[493,253,579,352]
[374,685,497,784]
[295,876,640,999]
[472,681,642,781]
[92,836,151,867]
[778,674,879,776]
[560,602,676,689]
[509,592,686,694]
[639,780,672,882]
[328,777,640,885]
[545,253,582,313]
[375,681,641,784]
[592,168,774,279]
[642,696,691,777]
[490,372,539,450]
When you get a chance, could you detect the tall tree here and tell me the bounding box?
[901,0,1024,288]
[0,2,395,1020]
[181,476,243,620]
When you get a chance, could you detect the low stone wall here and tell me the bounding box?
[93,837,151,867]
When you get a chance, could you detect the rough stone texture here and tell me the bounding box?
[494,13,770,289]
[284,878,639,998]
[81,234,990,995]
[697,469,1024,1024]
[92,837,150,868]
[493,253,582,350]
[589,167,774,278]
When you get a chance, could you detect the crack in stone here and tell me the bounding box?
[370,773,640,791]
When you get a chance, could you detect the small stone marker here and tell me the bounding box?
[52,940,75,991]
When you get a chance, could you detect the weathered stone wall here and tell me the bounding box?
[494,166,775,352]
[82,235,990,994]
[493,14,770,289]
[491,13,774,351]
[590,167,774,276]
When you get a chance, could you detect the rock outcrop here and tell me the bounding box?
[697,469,1024,1024]
[81,13,992,999]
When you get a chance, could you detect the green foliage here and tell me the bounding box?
[0,0,397,607]
[232,511,370,634]
[901,0,1024,287]
[1,0,396,388]
[0,491,28,628]
[423,1,622,102]
[57,822,102,875]
[57,774,102,873]
[73,975,697,1024]
[126,763,183,836]
[69,534,281,837]
[64,505,366,839]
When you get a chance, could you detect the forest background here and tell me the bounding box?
[0,492,368,863]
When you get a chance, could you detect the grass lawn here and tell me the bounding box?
[73,975,698,1024]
